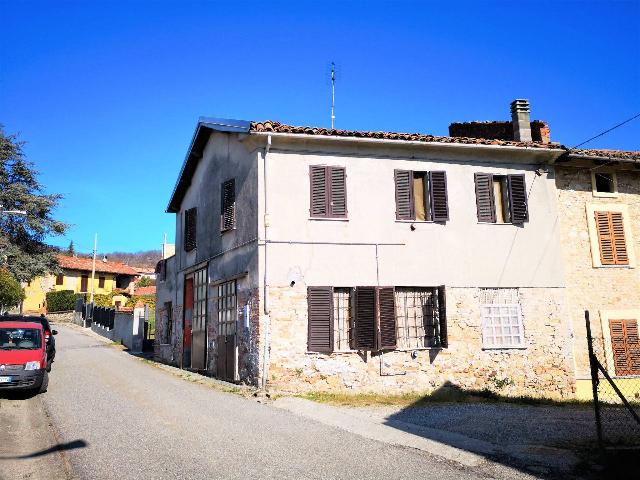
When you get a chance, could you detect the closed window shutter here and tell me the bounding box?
[354,287,376,350]
[377,287,397,349]
[610,319,640,376]
[221,179,236,232]
[184,208,197,252]
[610,212,629,265]
[508,174,528,224]
[329,167,347,217]
[307,287,334,353]
[310,166,328,217]
[474,173,496,223]
[394,170,414,220]
[429,171,449,222]
[595,211,628,265]
[437,285,448,348]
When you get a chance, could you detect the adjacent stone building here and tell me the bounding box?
[155,100,639,400]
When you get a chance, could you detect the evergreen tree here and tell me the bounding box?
[67,240,75,256]
[0,127,67,282]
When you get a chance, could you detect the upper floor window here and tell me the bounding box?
[591,171,618,198]
[220,179,236,232]
[474,173,528,224]
[309,165,347,218]
[184,207,197,252]
[394,170,449,222]
[595,211,629,266]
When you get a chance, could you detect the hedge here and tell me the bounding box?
[46,290,84,312]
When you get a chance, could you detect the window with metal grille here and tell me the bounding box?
[333,288,352,351]
[480,288,525,349]
[394,170,449,222]
[192,268,207,339]
[217,280,237,336]
[395,288,442,348]
[184,207,197,252]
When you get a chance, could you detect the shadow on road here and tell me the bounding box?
[0,440,88,459]
[382,382,614,479]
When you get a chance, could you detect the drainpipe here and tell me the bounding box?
[262,134,272,389]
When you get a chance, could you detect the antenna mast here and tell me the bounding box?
[331,62,336,129]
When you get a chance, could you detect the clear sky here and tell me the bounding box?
[1,0,638,254]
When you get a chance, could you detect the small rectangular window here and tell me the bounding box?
[184,208,197,252]
[98,276,105,289]
[609,319,640,376]
[395,170,448,222]
[55,274,64,286]
[595,211,629,266]
[593,172,617,195]
[80,275,89,293]
[221,179,236,232]
[475,173,528,224]
[309,165,347,218]
[480,288,525,349]
[333,288,352,351]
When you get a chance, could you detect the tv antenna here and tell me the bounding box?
[330,62,336,129]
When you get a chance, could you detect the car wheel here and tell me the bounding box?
[38,371,49,394]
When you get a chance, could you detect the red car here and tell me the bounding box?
[0,321,49,394]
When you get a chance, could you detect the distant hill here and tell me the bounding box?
[103,250,162,269]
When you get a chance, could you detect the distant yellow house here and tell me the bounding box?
[22,255,138,313]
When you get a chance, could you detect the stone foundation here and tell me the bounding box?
[265,285,575,399]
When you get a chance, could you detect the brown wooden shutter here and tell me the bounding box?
[508,174,528,224]
[377,287,397,349]
[610,319,640,376]
[329,167,347,217]
[595,211,629,265]
[221,179,236,232]
[429,171,449,222]
[610,212,629,265]
[437,285,448,348]
[474,173,496,223]
[307,287,334,353]
[80,275,88,293]
[310,166,328,217]
[184,208,197,251]
[394,170,414,220]
[354,287,376,350]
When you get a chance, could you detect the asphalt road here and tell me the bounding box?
[1,324,493,480]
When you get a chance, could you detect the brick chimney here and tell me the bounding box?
[510,99,532,142]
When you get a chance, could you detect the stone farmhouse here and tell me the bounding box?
[155,100,639,399]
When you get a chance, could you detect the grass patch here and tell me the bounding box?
[299,387,595,408]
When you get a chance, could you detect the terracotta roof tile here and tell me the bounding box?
[57,255,138,276]
[250,120,640,163]
[134,286,156,296]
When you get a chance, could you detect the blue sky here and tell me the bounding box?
[1,0,638,254]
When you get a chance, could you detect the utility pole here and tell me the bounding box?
[331,62,336,129]
[89,233,97,305]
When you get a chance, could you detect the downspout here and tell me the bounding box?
[261,134,272,389]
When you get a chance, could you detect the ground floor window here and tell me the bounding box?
[333,288,352,351]
[217,280,237,336]
[164,301,173,344]
[395,287,442,348]
[609,319,640,376]
[480,288,525,349]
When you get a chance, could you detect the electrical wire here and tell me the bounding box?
[572,113,640,149]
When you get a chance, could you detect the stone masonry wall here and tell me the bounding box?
[556,167,640,378]
[266,285,575,399]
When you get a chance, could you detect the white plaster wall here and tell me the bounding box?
[261,141,565,288]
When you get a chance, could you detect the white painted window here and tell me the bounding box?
[480,289,525,349]
[333,288,352,351]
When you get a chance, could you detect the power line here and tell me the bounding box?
[572,112,640,148]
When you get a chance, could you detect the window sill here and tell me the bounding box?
[482,346,527,351]
[306,347,444,355]
[594,265,633,269]
[395,220,435,224]
[308,217,349,222]
[477,222,520,226]
[592,192,618,198]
